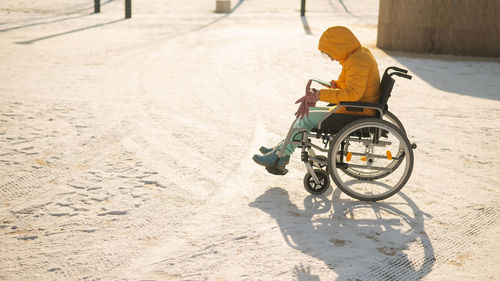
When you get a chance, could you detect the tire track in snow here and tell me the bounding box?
[0,116,132,206]
[0,169,60,203]
[0,48,182,280]
[1,5,258,280]
[0,138,95,205]
[96,18,276,279]
[117,29,269,201]
[196,33,279,202]
[117,44,230,198]
[359,203,499,281]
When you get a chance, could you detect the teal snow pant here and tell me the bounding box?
[279,107,331,156]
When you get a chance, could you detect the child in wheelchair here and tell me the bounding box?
[252,26,415,201]
[253,26,380,172]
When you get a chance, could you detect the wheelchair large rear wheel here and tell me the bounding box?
[328,118,414,201]
[385,111,406,136]
[341,111,406,180]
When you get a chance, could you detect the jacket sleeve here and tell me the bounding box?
[318,60,370,104]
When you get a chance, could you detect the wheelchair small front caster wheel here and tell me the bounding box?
[303,169,330,195]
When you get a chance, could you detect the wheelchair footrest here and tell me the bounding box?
[265,166,289,176]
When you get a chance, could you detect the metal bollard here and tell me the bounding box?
[94,0,100,13]
[125,0,132,18]
[301,0,306,16]
[215,0,231,13]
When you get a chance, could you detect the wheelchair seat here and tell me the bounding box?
[312,113,367,135]
[313,66,412,136]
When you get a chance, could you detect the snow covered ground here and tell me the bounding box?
[1,0,499,280]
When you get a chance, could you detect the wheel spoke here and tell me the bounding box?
[328,119,414,201]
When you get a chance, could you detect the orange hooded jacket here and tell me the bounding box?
[318,26,380,116]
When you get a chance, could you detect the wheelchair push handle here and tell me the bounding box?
[385,66,412,80]
[392,72,412,80]
[387,66,408,74]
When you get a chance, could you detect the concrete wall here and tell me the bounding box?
[377,0,500,57]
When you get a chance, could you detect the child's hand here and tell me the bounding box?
[295,80,319,119]
[329,80,338,88]
[295,79,314,106]
[295,93,319,119]
[305,79,312,94]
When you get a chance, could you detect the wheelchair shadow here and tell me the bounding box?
[249,187,435,280]
[384,50,500,101]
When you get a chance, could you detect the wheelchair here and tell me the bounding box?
[272,67,416,201]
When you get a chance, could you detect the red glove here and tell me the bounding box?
[295,80,319,119]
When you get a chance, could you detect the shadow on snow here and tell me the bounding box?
[385,50,500,101]
[0,0,115,32]
[250,187,435,281]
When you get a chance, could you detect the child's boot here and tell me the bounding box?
[259,146,273,154]
[252,150,290,175]
[259,140,285,154]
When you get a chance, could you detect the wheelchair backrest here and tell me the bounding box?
[379,67,412,112]
[315,67,412,136]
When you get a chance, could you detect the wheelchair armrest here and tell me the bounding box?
[339,101,382,107]
[336,102,385,114]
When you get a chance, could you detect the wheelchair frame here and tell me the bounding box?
[273,67,416,201]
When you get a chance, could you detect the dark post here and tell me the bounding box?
[94,0,100,13]
[125,0,132,18]
[301,0,306,16]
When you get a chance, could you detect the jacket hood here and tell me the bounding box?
[318,26,361,62]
